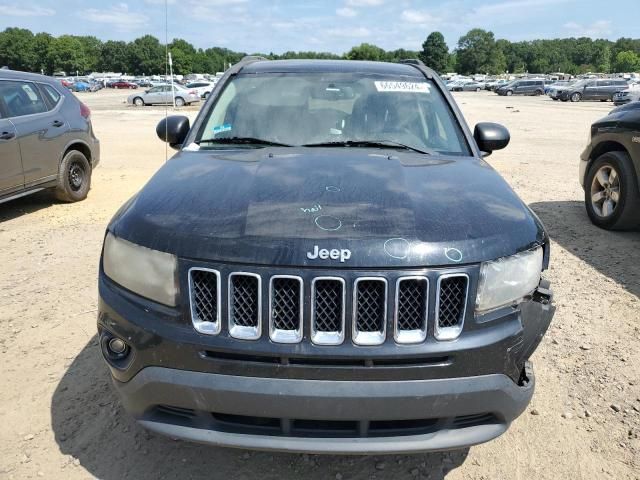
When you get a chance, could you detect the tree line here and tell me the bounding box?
[1,27,639,76]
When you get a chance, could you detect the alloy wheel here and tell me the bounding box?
[590,165,620,218]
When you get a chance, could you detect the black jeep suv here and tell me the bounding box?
[98,58,555,454]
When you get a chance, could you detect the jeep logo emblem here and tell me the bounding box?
[307,245,351,263]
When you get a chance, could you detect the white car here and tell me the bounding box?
[127,84,200,107]
[186,81,216,99]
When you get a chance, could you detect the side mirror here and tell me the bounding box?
[156,115,190,148]
[474,122,510,156]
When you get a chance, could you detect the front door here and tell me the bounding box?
[583,80,598,100]
[0,80,68,186]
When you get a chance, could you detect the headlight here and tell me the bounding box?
[476,247,543,313]
[102,233,178,306]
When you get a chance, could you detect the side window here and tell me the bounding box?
[42,84,61,107]
[0,81,48,118]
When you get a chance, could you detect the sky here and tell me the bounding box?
[1,0,639,54]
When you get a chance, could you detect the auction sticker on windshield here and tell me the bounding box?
[374,81,430,93]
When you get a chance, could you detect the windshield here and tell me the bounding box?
[196,72,470,155]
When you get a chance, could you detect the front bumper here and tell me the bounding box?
[98,270,554,453]
[116,366,534,454]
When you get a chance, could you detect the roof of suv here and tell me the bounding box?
[240,59,427,78]
[0,68,59,85]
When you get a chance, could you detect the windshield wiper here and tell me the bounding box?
[197,137,292,147]
[302,140,433,155]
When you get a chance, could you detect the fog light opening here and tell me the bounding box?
[101,332,131,365]
[108,337,127,355]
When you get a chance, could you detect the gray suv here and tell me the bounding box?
[496,79,545,96]
[0,69,100,204]
[559,78,629,102]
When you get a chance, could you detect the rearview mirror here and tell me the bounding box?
[474,122,510,156]
[156,115,190,148]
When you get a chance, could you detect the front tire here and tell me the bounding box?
[506,90,513,96]
[476,87,481,92]
[54,150,92,203]
[585,151,640,230]
[133,97,144,107]
[570,92,582,102]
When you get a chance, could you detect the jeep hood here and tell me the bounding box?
[109,148,545,268]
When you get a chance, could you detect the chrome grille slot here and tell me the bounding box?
[435,274,469,341]
[189,268,221,335]
[395,277,428,344]
[353,278,387,345]
[311,277,345,345]
[228,273,261,340]
[269,276,303,343]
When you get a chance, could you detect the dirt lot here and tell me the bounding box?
[0,88,638,480]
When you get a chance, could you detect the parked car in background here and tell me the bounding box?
[613,88,640,106]
[72,81,91,92]
[496,79,546,96]
[446,79,471,91]
[450,80,484,92]
[58,78,73,89]
[185,81,216,98]
[135,79,153,88]
[0,69,100,204]
[485,79,509,91]
[127,84,200,107]
[546,80,575,100]
[579,105,640,230]
[110,80,138,90]
[559,78,628,102]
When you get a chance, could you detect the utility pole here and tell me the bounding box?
[169,52,175,108]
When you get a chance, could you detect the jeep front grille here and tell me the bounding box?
[435,274,469,340]
[311,278,345,345]
[353,278,387,345]
[269,276,303,343]
[189,268,220,335]
[228,273,261,340]
[189,268,470,344]
[395,277,428,344]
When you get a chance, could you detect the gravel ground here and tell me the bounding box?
[0,89,638,480]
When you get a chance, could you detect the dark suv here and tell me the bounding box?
[0,69,99,204]
[496,79,545,96]
[559,78,629,102]
[98,58,555,454]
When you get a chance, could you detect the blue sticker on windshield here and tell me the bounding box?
[212,124,232,135]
